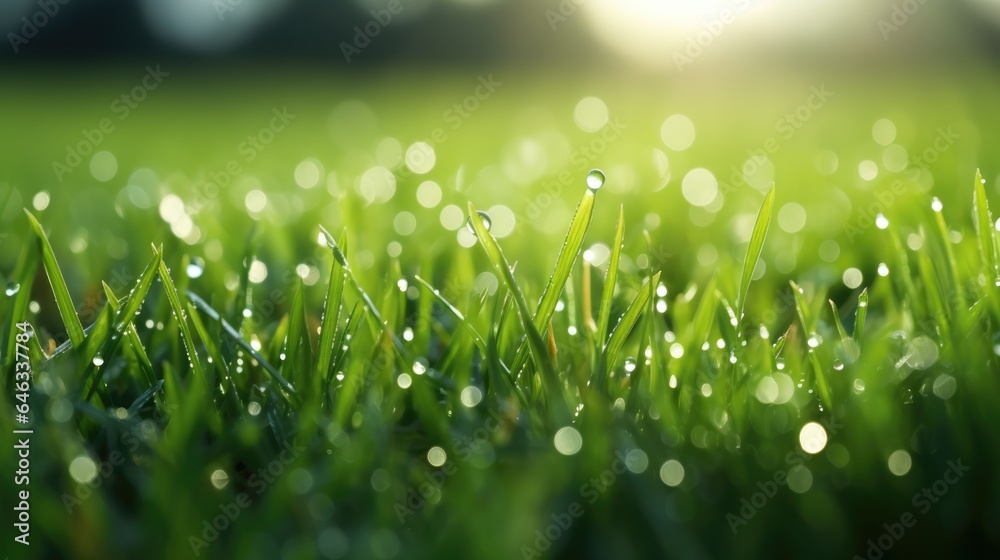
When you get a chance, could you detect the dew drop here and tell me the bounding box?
[5,282,20,296]
[186,257,206,279]
[586,168,606,191]
[92,356,105,367]
[465,211,492,235]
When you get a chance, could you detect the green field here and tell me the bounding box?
[2,64,1000,559]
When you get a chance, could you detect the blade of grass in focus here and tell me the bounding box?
[314,230,348,384]
[508,187,596,380]
[102,281,156,387]
[597,205,625,347]
[82,248,161,400]
[187,291,298,404]
[737,186,775,323]
[468,202,566,424]
[25,210,85,348]
[604,272,660,376]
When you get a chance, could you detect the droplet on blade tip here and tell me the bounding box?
[586,169,606,191]
[465,211,492,236]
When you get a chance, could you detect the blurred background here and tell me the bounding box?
[1,0,999,66]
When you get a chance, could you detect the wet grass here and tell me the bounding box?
[2,72,1000,559]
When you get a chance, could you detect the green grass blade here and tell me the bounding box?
[414,275,488,355]
[77,304,113,403]
[314,234,347,381]
[4,244,38,372]
[24,210,85,347]
[157,254,209,388]
[854,288,868,343]
[604,272,659,370]
[791,281,831,408]
[467,202,564,418]
[597,204,625,346]
[790,281,814,333]
[102,281,156,387]
[283,280,311,386]
[532,188,595,331]
[187,299,245,418]
[828,299,849,343]
[186,291,298,403]
[973,168,997,279]
[737,186,775,322]
[508,187,596,377]
[931,198,967,311]
[319,225,384,325]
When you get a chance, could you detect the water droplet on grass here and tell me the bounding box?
[5,282,20,296]
[186,257,205,279]
[465,211,492,235]
[586,169,606,191]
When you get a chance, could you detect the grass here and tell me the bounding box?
[2,70,1000,559]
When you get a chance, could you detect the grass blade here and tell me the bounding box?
[467,203,565,420]
[737,186,775,322]
[854,288,868,344]
[314,232,347,381]
[973,168,997,280]
[186,291,298,403]
[604,272,660,370]
[102,281,156,387]
[931,198,967,311]
[283,280,312,386]
[157,253,209,391]
[532,188,595,331]
[828,299,849,343]
[24,210,85,347]
[597,204,625,346]
[791,281,831,408]
[507,187,596,379]
[4,244,38,373]
[414,275,488,355]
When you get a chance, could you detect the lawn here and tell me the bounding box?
[2,63,1000,559]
